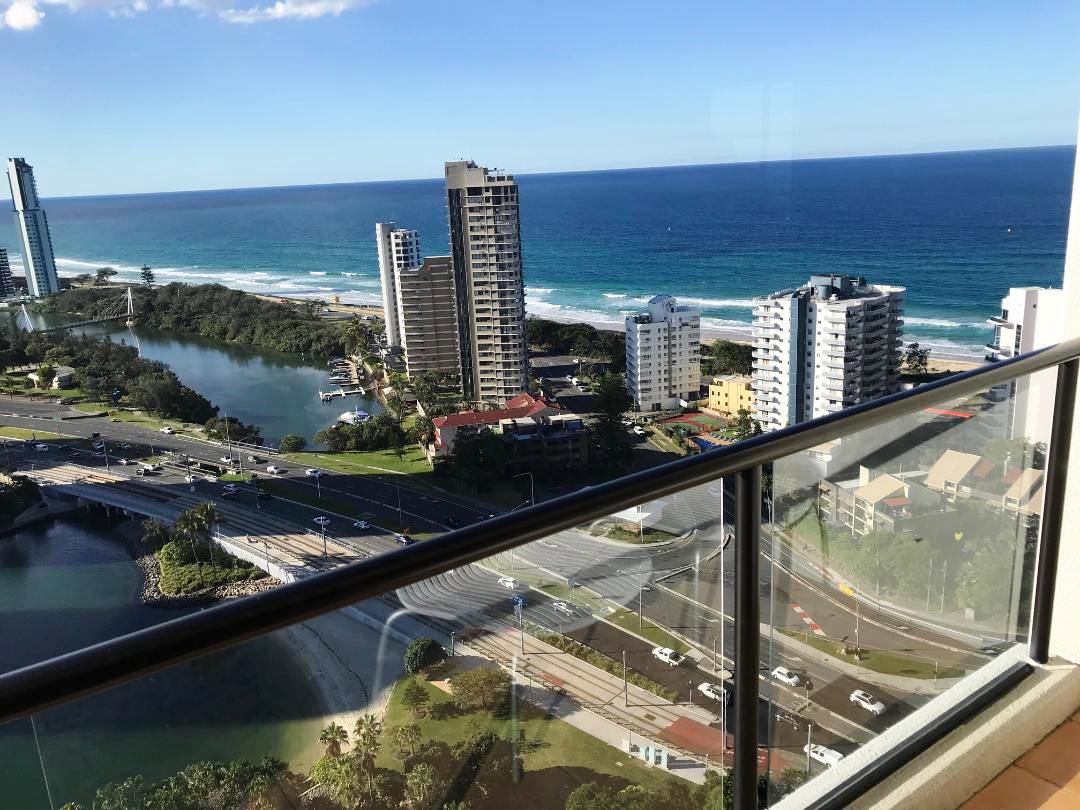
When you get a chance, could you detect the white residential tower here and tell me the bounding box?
[374,222,421,348]
[625,294,702,412]
[752,274,905,432]
[7,158,59,298]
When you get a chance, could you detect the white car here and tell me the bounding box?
[184,474,198,483]
[313,516,331,527]
[222,483,239,493]
[34,443,49,452]
[804,744,844,767]
[551,601,574,616]
[497,576,518,590]
[652,647,685,667]
[850,689,887,715]
[305,468,322,477]
[144,463,162,472]
[697,682,725,702]
[159,426,174,435]
[247,455,259,463]
[353,520,371,530]
[632,426,646,436]
[118,458,130,465]
[772,666,802,687]
[266,465,282,474]
[219,455,233,464]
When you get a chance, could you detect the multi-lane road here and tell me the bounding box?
[2,398,994,767]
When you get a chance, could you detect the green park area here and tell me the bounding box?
[284,446,431,477]
[0,426,70,441]
[778,629,965,680]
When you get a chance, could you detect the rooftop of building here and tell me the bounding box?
[433,392,561,429]
[758,274,906,304]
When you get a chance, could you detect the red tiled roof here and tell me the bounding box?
[882,497,911,507]
[971,459,996,479]
[1001,467,1023,486]
[433,394,559,430]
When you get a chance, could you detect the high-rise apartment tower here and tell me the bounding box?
[394,256,462,382]
[6,158,59,298]
[625,295,702,412]
[375,222,421,348]
[752,274,905,432]
[0,247,15,297]
[445,160,528,404]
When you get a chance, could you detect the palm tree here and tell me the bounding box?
[353,712,382,795]
[191,502,221,568]
[172,510,203,564]
[320,722,349,758]
[404,763,436,809]
[393,722,421,757]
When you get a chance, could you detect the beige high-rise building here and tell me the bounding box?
[395,256,461,382]
[445,160,528,404]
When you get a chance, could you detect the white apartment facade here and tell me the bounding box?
[752,274,905,432]
[394,256,461,382]
[374,222,421,348]
[6,158,59,298]
[987,286,1064,450]
[445,160,528,405]
[625,294,702,411]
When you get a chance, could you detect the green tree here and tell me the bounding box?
[450,430,510,491]
[392,722,422,757]
[705,339,754,376]
[279,432,307,452]
[591,371,633,469]
[404,762,437,810]
[401,678,431,717]
[36,363,56,389]
[404,637,446,674]
[450,666,510,711]
[140,518,171,551]
[731,407,762,441]
[204,415,263,446]
[353,712,383,795]
[95,266,118,285]
[413,414,436,449]
[903,342,930,374]
[140,265,155,286]
[320,721,349,758]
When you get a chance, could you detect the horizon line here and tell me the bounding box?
[41,141,1076,202]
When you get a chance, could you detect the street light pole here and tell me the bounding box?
[623,650,628,707]
[806,721,813,775]
[449,630,455,658]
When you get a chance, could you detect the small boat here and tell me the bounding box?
[327,358,345,366]
[338,408,371,424]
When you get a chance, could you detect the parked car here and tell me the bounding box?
[772,666,802,687]
[697,682,725,702]
[551,601,574,617]
[652,647,685,667]
[266,465,282,474]
[804,744,844,767]
[497,576,518,589]
[353,520,371,530]
[305,468,322,477]
[313,516,331,527]
[159,426,174,435]
[849,689,887,715]
[395,534,414,546]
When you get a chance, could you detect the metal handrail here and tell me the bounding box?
[2,337,1079,761]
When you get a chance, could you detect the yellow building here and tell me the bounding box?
[707,374,754,416]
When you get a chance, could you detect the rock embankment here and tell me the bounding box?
[120,519,280,609]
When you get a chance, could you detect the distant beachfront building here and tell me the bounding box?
[375,222,421,348]
[0,247,14,297]
[707,374,754,416]
[6,158,59,298]
[395,256,461,382]
[625,295,702,412]
[987,286,1064,450]
[752,274,905,432]
[445,160,528,405]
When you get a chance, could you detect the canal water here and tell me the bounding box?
[0,514,328,807]
[16,311,382,445]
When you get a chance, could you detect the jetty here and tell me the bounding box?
[318,357,366,402]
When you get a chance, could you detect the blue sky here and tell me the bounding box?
[2,0,1079,196]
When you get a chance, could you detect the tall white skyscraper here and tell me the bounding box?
[374,222,421,348]
[987,286,1064,449]
[625,295,702,412]
[7,158,59,298]
[752,274,905,432]
[395,256,461,382]
[445,160,528,404]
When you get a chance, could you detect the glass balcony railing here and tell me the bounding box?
[0,338,1077,810]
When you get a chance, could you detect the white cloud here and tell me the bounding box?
[220,0,368,22]
[1,0,372,27]
[3,0,45,28]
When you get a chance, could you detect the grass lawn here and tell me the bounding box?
[777,628,966,679]
[605,608,690,655]
[378,673,677,801]
[74,403,200,435]
[0,426,71,440]
[284,447,431,477]
[601,525,675,544]
[156,549,265,595]
[644,427,685,456]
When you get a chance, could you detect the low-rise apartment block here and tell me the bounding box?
[706,374,754,416]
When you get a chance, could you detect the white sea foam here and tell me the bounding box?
[905,316,989,329]
[602,292,628,299]
[525,287,556,295]
[678,296,757,308]
[309,271,328,276]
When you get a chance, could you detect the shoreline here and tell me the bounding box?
[282,293,983,373]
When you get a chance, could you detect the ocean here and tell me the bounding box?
[1,146,1073,359]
